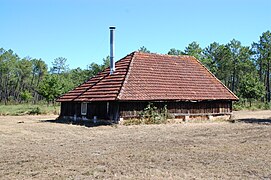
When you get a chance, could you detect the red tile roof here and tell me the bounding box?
[57,52,238,102]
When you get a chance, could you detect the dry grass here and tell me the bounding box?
[0,104,59,116]
[0,111,271,179]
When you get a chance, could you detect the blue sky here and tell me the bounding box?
[1,0,270,69]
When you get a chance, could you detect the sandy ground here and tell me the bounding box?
[233,110,271,119]
[0,111,271,179]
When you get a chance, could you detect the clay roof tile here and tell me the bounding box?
[57,51,238,102]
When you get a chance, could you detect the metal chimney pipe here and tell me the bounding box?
[109,26,116,75]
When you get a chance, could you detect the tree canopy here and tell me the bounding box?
[1,30,271,105]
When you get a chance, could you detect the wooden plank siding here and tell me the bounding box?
[60,102,81,117]
[60,100,232,121]
[119,101,232,119]
[61,102,108,119]
[60,101,118,120]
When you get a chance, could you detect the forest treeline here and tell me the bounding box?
[0,50,109,105]
[0,30,270,105]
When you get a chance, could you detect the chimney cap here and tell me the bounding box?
[109,26,116,30]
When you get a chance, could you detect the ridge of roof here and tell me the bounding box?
[134,51,194,58]
[117,52,136,100]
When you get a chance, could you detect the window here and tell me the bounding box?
[81,102,87,115]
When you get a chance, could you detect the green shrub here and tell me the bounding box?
[264,103,271,110]
[28,107,42,115]
[122,103,171,125]
[20,91,33,102]
[233,103,244,111]
[141,103,170,124]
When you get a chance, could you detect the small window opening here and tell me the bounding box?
[81,102,87,115]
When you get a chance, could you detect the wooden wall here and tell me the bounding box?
[60,101,118,120]
[60,100,232,120]
[119,101,232,119]
[60,102,81,117]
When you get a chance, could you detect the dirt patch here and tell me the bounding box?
[0,112,271,179]
[233,110,271,124]
[233,110,271,120]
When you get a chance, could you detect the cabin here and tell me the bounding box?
[56,51,238,122]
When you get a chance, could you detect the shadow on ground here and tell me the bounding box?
[40,119,114,127]
[237,118,271,125]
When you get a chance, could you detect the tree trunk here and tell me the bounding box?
[231,57,237,93]
[267,54,270,102]
[4,79,8,105]
[0,72,2,102]
[31,72,35,87]
[259,56,263,82]
[232,72,236,92]
[34,75,42,104]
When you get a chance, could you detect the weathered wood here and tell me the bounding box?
[60,101,119,120]
[60,100,232,121]
[119,101,232,119]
